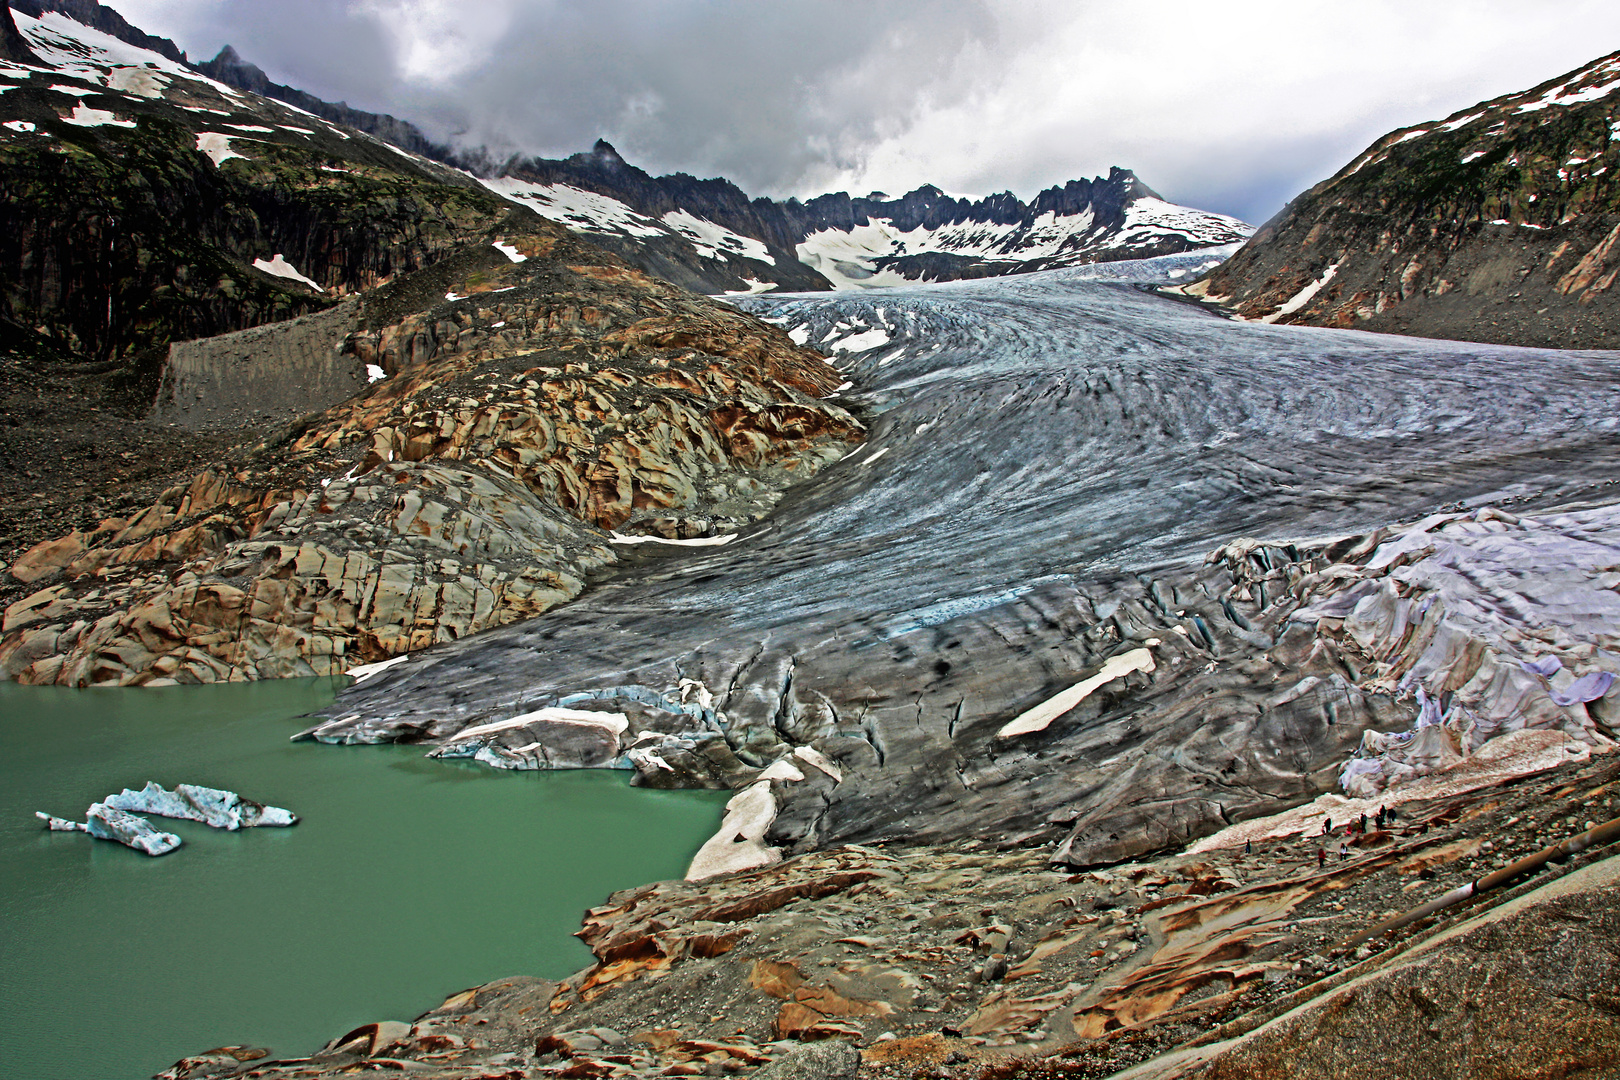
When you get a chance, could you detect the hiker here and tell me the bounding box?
[1376,805,1387,829]
[1244,838,1252,855]
[1359,812,1368,833]
[1317,847,1326,868]
[1322,818,1333,836]
[1338,841,1349,861]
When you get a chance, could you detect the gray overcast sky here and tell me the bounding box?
[105,0,1620,224]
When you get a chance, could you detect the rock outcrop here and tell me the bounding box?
[1179,49,1620,348]
[1,229,862,686]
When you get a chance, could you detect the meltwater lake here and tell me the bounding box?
[0,679,727,1080]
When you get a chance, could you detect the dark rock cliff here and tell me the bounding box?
[0,4,41,64]
[1188,49,1620,349]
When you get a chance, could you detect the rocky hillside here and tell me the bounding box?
[0,4,864,686]
[1180,49,1620,348]
[0,4,523,369]
[488,142,1253,292]
[12,0,454,159]
[0,215,863,686]
[156,745,1620,1080]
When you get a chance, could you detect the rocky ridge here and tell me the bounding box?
[1177,48,1620,348]
[487,143,1252,293]
[0,224,862,685]
[11,0,454,160]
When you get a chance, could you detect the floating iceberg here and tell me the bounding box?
[102,782,297,829]
[37,805,183,856]
[35,782,295,856]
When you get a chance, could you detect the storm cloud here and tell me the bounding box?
[107,0,1620,223]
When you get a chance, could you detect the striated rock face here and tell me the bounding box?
[1119,849,1620,1080]
[1,230,862,687]
[1181,49,1620,348]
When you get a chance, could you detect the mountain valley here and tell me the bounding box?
[1,5,1619,1080]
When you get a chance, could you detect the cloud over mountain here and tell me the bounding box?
[107,0,1620,222]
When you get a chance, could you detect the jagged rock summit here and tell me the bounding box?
[1177,48,1620,349]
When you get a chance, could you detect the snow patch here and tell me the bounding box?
[196,132,245,166]
[61,102,135,127]
[491,240,527,263]
[1462,150,1487,164]
[827,327,891,353]
[479,177,665,238]
[723,278,778,295]
[998,648,1157,738]
[661,209,775,264]
[609,532,737,547]
[1517,71,1620,114]
[3,120,36,133]
[18,10,244,102]
[347,654,409,683]
[686,781,780,880]
[366,364,386,383]
[105,65,168,98]
[252,254,323,292]
[1262,262,1339,323]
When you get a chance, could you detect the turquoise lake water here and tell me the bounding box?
[0,678,728,1080]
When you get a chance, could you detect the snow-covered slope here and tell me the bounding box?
[796,189,1252,288]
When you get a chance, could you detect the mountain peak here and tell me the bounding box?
[590,139,627,168]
